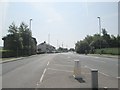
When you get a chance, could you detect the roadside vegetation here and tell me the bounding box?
[95,48,119,55]
[75,28,120,55]
[2,22,37,58]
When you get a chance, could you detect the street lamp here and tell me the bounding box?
[29,19,32,55]
[97,17,102,55]
[30,19,32,32]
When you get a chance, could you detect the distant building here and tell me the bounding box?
[37,41,56,54]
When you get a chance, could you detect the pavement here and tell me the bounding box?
[87,54,119,59]
[0,57,24,64]
[1,52,119,89]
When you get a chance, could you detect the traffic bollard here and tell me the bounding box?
[74,60,81,78]
[91,69,98,89]
[104,87,108,90]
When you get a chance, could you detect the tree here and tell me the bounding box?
[19,22,32,55]
[3,23,22,57]
[75,29,119,54]
[110,35,118,47]
[75,40,90,54]
[69,48,75,52]
[117,35,120,47]
[102,28,107,35]
[2,22,37,57]
[102,28,110,47]
[84,35,93,45]
[8,22,18,34]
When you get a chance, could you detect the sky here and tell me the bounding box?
[0,1,118,49]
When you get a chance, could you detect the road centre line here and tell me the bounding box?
[37,61,50,86]
[39,68,47,83]
[47,68,73,72]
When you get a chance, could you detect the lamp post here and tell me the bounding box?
[97,17,102,55]
[29,19,32,55]
[30,19,32,33]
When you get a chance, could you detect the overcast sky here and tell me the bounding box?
[0,1,118,49]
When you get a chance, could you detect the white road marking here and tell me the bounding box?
[47,61,50,66]
[39,68,47,83]
[53,64,73,67]
[99,71,109,77]
[36,61,50,87]
[84,65,109,77]
[84,65,93,70]
[47,68,73,72]
[90,59,106,63]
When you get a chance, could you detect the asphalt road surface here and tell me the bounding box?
[2,52,119,88]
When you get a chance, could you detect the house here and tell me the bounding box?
[2,34,37,57]
[37,41,56,54]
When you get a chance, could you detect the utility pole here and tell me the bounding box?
[97,17,102,55]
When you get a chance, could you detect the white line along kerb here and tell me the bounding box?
[40,68,47,83]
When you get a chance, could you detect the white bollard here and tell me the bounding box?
[74,60,81,78]
[104,87,108,90]
[91,69,98,89]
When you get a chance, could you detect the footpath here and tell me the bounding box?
[88,54,119,59]
[0,57,25,64]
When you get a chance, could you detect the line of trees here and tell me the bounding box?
[75,29,120,54]
[2,22,37,57]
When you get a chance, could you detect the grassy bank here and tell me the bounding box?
[95,48,120,55]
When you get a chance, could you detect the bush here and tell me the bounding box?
[2,50,16,58]
[95,48,120,55]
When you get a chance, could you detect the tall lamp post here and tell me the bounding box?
[97,17,102,55]
[30,19,32,33]
[29,19,32,55]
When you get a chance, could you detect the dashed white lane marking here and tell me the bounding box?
[84,65,109,77]
[47,68,73,72]
[36,61,50,87]
[39,68,47,83]
[47,61,50,66]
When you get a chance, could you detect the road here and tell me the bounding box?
[2,52,118,88]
